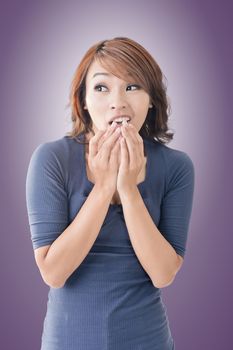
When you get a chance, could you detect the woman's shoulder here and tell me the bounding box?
[27,136,82,185]
[29,135,81,163]
[145,137,195,176]
[27,135,83,188]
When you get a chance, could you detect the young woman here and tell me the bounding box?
[26,36,195,350]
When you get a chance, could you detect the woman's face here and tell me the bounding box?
[84,59,152,135]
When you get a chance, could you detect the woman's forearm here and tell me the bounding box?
[119,186,181,288]
[42,184,113,288]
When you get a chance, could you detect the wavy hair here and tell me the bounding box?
[65,36,174,145]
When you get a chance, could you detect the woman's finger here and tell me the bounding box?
[120,136,128,169]
[98,126,121,162]
[126,123,144,159]
[89,130,106,158]
[109,137,121,167]
[98,122,117,150]
[121,125,137,167]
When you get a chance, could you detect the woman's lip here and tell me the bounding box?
[109,116,131,124]
[109,119,131,125]
[111,122,131,128]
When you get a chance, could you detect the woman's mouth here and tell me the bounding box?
[109,117,131,126]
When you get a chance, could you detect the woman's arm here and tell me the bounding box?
[118,148,194,289]
[37,184,113,289]
[120,187,182,289]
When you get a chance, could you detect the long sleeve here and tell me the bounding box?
[25,142,69,250]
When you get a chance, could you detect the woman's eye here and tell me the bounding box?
[126,84,140,91]
[94,84,108,92]
[94,84,140,92]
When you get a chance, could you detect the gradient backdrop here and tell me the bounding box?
[1,0,232,349]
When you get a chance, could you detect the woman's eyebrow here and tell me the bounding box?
[92,72,135,83]
[92,72,111,79]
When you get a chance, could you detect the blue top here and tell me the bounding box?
[26,132,195,350]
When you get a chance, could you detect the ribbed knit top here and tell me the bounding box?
[25,132,195,349]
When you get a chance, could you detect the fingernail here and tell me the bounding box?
[111,121,117,128]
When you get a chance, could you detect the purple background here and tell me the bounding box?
[1,0,232,349]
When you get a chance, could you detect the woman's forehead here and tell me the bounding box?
[89,58,133,79]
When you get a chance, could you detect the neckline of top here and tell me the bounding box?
[80,132,150,207]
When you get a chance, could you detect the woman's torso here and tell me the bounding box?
[40,133,175,349]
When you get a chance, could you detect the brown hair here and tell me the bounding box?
[65,36,174,144]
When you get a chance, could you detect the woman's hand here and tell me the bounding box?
[117,122,145,195]
[87,122,121,193]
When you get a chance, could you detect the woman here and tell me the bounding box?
[26,37,195,349]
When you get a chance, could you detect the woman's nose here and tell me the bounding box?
[109,95,127,110]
